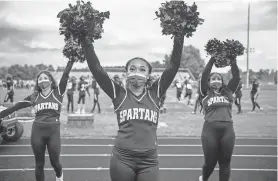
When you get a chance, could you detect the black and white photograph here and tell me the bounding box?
[0,0,277,181]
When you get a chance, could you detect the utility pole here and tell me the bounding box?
[246,2,250,88]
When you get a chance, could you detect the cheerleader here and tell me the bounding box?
[81,35,184,181]
[0,61,74,181]
[91,77,101,113]
[199,56,240,181]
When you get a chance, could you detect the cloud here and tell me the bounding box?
[0,18,37,41]
[148,47,168,57]
[207,2,235,12]
[0,16,61,53]
[0,1,8,11]
[0,0,276,72]
[228,1,277,31]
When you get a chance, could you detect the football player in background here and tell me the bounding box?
[76,75,90,114]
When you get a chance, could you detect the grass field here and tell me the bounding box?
[0,85,277,138]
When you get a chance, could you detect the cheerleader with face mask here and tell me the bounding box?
[198,55,240,181]
[81,35,184,181]
[0,61,74,181]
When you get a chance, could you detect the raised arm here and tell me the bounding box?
[58,61,74,96]
[200,57,215,96]
[81,39,122,99]
[0,96,32,120]
[227,60,240,93]
[152,35,184,98]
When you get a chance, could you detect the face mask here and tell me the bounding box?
[210,79,222,89]
[127,73,148,88]
[38,80,51,90]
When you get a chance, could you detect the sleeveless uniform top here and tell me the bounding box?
[113,87,160,150]
[31,88,63,124]
[0,61,74,123]
[82,35,184,153]
[202,88,234,122]
[200,58,240,123]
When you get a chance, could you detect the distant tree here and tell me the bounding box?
[163,45,205,79]
[0,67,8,79]
[35,64,48,71]
[48,65,55,72]
[150,61,165,68]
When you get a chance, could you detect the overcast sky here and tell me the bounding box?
[0,0,277,72]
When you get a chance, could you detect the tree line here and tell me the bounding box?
[0,64,55,80]
[0,44,276,84]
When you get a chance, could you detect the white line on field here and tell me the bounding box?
[0,154,276,158]
[0,168,276,172]
[18,136,277,140]
[0,144,276,147]
[18,120,34,123]
[60,137,278,140]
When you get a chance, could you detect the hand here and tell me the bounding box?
[173,34,185,44]
[230,58,237,65]
[211,52,217,58]
[69,58,75,63]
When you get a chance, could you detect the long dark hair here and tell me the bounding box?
[208,72,233,102]
[30,70,57,105]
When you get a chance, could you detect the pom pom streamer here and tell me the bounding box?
[155,1,204,38]
[205,38,245,68]
[57,0,110,62]
[63,36,86,63]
